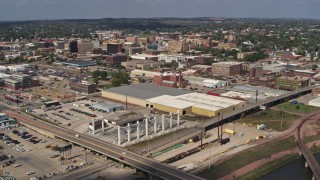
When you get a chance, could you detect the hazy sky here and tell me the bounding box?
[0,0,319,21]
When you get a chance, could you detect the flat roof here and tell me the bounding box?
[309,97,320,104]
[231,85,288,96]
[148,95,194,109]
[91,101,123,111]
[61,60,97,67]
[105,83,190,100]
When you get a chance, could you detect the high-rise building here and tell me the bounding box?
[69,41,78,53]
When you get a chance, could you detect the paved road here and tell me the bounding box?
[3,109,203,180]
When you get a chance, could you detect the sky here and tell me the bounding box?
[0,0,320,21]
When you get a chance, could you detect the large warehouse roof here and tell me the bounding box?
[147,92,245,112]
[148,95,195,109]
[106,83,190,100]
[91,101,123,111]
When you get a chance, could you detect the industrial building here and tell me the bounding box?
[130,69,162,78]
[61,60,97,67]
[231,85,288,97]
[275,76,310,91]
[102,83,190,106]
[147,93,245,117]
[91,101,123,113]
[184,76,228,88]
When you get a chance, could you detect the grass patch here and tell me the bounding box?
[236,110,300,132]
[276,102,320,114]
[239,153,299,180]
[197,136,297,179]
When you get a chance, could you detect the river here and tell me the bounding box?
[260,153,320,180]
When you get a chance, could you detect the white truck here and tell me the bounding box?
[75,134,80,138]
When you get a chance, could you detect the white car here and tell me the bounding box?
[14,164,21,168]
[27,171,35,175]
[121,152,127,155]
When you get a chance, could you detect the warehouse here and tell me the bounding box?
[184,75,228,88]
[91,101,123,113]
[147,92,245,117]
[102,83,190,106]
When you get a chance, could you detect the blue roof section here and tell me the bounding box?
[91,101,123,111]
[61,60,96,67]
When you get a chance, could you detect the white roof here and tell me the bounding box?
[202,79,222,84]
[147,95,194,109]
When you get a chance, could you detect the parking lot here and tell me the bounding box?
[0,126,99,179]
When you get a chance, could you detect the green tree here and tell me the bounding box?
[295,105,300,110]
[111,78,121,87]
[312,65,318,71]
[100,71,108,80]
[92,70,101,78]
[93,78,99,86]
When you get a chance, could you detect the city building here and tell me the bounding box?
[312,86,320,96]
[237,52,256,60]
[130,54,158,61]
[121,60,163,70]
[154,72,183,88]
[130,69,162,78]
[248,77,275,88]
[167,40,189,54]
[103,53,127,65]
[212,62,242,76]
[69,81,96,94]
[249,66,263,78]
[107,43,122,54]
[69,41,78,53]
[78,42,93,54]
[184,76,228,88]
[275,76,310,91]
[217,43,237,50]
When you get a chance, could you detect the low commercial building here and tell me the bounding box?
[91,101,123,113]
[275,76,310,91]
[122,60,163,70]
[0,113,17,127]
[69,81,96,94]
[130,69,161,78]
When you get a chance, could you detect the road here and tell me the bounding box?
[3,109,204,180]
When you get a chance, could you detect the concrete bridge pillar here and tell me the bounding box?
[154,118,157,134]
[169,112,173,128]
[149,174,154,180]
[118,125,121,145]
[104,156,108,161]
[162,114,165,132]
[136,121,140,140]
[127,123,131,142]
[121,163,125,168]
[312,175,315,180]
[177,110,180,127]
[101,119,105,133]
[92,118,95,135]
[133,168,137,174]
[145,117,149,137]
[305,161,308,168]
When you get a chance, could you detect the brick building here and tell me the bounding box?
[248,77,275,88]
[154,72,183,88]
[275,76,309,91]
[103,53,127,65]
[69,81,96,94]
[212,62,242,76]
[249,66,263,78]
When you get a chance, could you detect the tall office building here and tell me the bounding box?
[69,41,78,53]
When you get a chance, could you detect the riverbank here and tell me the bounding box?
[218,140,320,180]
